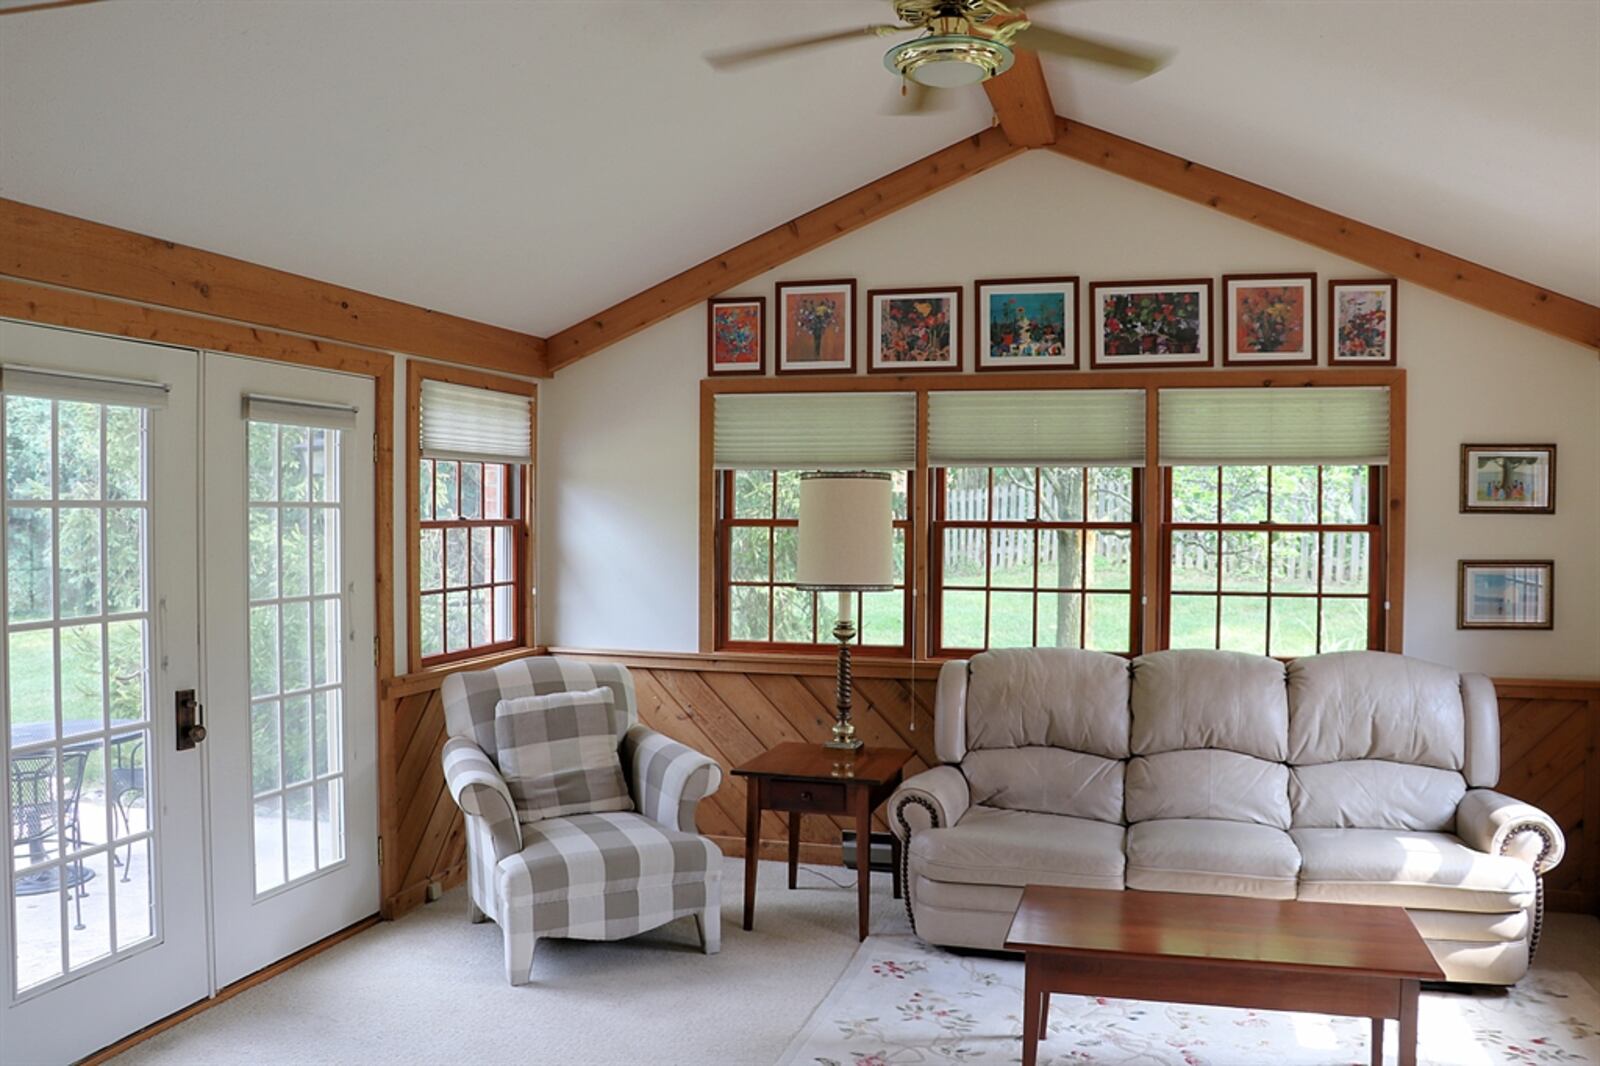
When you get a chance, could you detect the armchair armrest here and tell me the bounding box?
[442,737,522,861]
[1457,788,1565,873]
[623,724,723,833]
[889,765,971,843]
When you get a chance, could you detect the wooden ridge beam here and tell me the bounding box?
[545,126,1023,371]
[0,198,549,375]
[1046,117,1600,351]
[983,49,1057,148]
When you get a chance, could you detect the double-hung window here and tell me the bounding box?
[1159,386,1389,657]
[410,370,534,668]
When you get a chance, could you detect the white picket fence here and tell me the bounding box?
[943,483,1131,574]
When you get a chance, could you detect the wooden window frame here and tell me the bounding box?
[405,362,537,673]
[1159,464,1387,656]
[929,466,1144,657]
[698,368,1406,661]
[714,470,914,656]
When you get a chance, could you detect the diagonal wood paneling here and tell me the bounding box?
[380,664,1597,919]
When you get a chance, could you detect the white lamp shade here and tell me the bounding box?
[795,473,895,591]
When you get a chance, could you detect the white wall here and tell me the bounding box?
[540,151,1600,677]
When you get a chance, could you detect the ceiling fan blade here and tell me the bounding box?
[885,79,956,117]
[705,24,912,71]
[1013,25,1171,78]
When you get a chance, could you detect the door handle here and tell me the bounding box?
[176,688,208,750]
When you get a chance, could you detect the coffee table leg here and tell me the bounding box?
[1370,1016,1384,1066]
[1021,955,1041,1066]
[1398,979,1419,1066]
[787,812,800,890]
[743,778,761,931]
[1039,991,1051,1038]
[853,785,871,941]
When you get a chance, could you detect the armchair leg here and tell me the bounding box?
[504,929,536,986]
[694,909,721,955]
[468,898,489,925]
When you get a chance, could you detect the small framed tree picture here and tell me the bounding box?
[867,286,962,373]
[1329,278,1397,365]
[1458,560,1554,630]
[975,276,1078,371]
[1223,273,1316,365]
[706,297,765,376]
[1460,444,1556,514]
[1089,278,1213,368]
[775,279,856,375]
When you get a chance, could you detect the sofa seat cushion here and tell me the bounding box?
[1125,818,1301,900]
[1292,828,1534,912]
[908,805,1125,890]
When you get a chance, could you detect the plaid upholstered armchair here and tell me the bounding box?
[441,657,723,985]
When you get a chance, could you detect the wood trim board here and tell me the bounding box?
[982,48,1058,148]
[0,198,548,375]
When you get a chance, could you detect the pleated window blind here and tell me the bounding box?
[1,365,169,409]
[712,392,916,470]
[244,395,358,430]
[419,379,532,464]
[1159,387,1390,466]
[928,389,1145,467]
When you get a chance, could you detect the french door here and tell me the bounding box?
[1,324,378,1062]
[0,322,208,1064]
[202,354,377,987]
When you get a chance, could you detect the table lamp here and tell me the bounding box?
[796,471,895,751]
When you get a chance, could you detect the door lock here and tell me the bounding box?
[176,688,208,750]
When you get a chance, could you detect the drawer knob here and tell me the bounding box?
[800,790,813,801]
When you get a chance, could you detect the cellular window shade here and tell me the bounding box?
[1,365,169,409]
[420,379,532,464]
[713,392,916,471]
[1159,386,1391,466]
[244,395,359,431]
[928,389,1145,467]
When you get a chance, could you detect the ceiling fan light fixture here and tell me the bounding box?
[884,34,1013,88]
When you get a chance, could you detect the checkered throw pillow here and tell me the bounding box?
[494,687,634,824]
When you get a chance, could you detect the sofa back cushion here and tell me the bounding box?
[1126,750,1291,828]
[964,649,1130,758]
[1126,651,1289,828]
[963,747,1124,823]
[1287,652,1468,830]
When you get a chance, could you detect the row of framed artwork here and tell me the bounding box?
[706,273,1397,376]
[1457,442,1558,630]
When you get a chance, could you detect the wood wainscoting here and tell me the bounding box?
[380,655,1599,919]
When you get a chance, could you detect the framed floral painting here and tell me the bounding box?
[775,279,856,375]
[1460,444,1556,514]
[1458,560,1554,630]
[975,276,1078,371]
[706,296,765,376]
[867,286,962,373]
[1089,279,1213,368]
[1329,278,1397,365]
[1223,273,1316,365]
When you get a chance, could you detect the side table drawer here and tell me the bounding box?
[767,778,848,814]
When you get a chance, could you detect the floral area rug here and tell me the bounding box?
[777,935,1600,1066]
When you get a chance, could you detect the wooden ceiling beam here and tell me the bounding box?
[983,49,1057,148]
[0,198,549,376]
[1047,117,1600,351]
[545,126,1023,371]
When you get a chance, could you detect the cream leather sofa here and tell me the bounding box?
[888,649,1565,985]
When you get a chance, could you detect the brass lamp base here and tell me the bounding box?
[824,617,865,751]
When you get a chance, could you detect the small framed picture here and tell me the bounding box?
[867,286,962,373]
[1223,273,1316,366]
[975,277,1078,371]
[1458,560,1554,630]
[1089,279,1213,368]
[1460,444,1556,514]
[776,280,856,375]
[1329,279,1397,365]
[706,297,765,376]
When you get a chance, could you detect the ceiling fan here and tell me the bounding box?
[705,1,1170,112]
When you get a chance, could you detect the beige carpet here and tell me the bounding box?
[117,861,1600,1066]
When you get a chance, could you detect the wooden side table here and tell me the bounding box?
[731,742,914,941]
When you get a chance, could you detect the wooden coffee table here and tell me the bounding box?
[1004,885,1446,1066]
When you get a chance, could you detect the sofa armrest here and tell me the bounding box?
[888,766,971,843]
[623,724,722,833]
[1457,788,1565,873]
[442,737,522,861]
